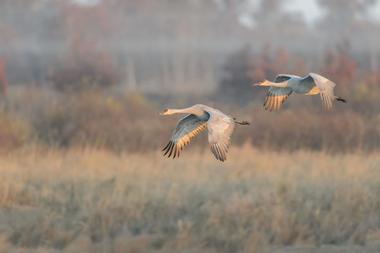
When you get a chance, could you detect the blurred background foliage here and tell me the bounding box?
[0,0,379,152]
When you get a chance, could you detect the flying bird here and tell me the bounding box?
[254,73,346,111]
[160,104,249,162]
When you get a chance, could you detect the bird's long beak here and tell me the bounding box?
[253,80,269,86]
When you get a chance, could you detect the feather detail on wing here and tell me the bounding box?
[163,114,209,158]
[207,113,234,162]
[263,87,293,111]
[274,74,299,83]
[309,73,336,111]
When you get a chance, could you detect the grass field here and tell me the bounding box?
[0,147,379,253]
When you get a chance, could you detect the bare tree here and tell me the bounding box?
[317,0,377,36]
[250,0,308,47]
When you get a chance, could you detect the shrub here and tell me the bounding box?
[0,111,31,151]
[32,91,166,151]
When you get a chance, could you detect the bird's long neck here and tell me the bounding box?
[165,108,189,115]
[166,107,203,116]
[164,109,181,115]
[268,80,288,88]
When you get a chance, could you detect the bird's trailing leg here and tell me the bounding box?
[233,118,250,125]
[335,96,347,103]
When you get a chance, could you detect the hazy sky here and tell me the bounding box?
[288,0,380,22]
[285,0,322,23]
[72,0,99,6]
[72,0,380,22]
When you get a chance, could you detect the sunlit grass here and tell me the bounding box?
[0,147,379,252]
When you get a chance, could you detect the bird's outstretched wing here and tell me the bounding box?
[308,73,336,111]
[264,87,293,111]
[207,113,234,162]
[162,113,209,158]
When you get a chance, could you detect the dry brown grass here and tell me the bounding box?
[0,147,379,253]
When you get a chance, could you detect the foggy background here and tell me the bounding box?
[0,0,379,152]
[1,3,380,253]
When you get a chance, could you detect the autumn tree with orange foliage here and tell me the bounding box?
[322,42,357,94]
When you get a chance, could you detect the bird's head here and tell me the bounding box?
[253,80,271,87]
[160,108,170,115]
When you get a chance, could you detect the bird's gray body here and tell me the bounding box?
[286,75,315,94]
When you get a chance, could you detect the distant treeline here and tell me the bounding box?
[0,0,380,93]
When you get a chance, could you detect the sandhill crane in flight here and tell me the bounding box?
[254,73,346,111]
[160,104,249,162]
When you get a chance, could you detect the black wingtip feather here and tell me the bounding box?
[163,141,173,156]
[168,142,175,158]
[173,146,178,158]
[162,142,171,152]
